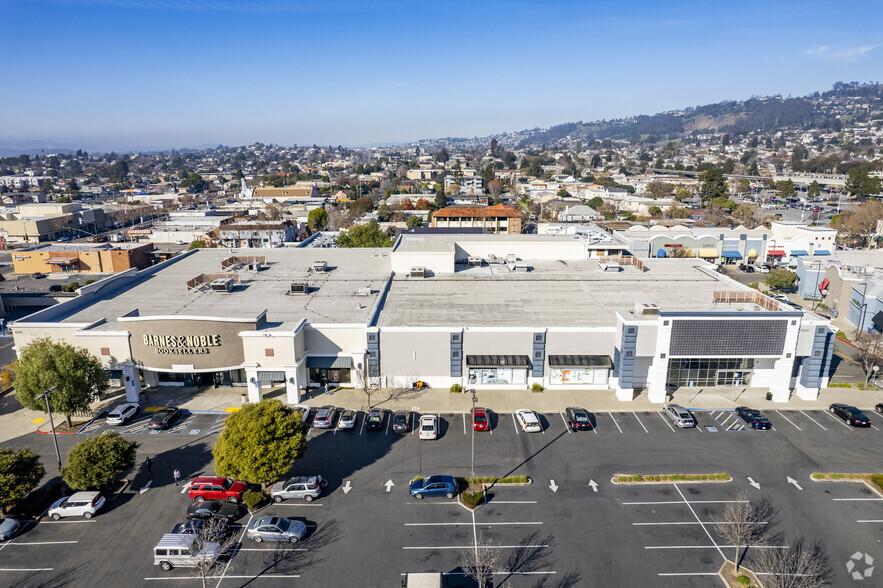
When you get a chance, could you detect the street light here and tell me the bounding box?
[470,389,477,491]
[35,386,62,472]
[873,365,879,388]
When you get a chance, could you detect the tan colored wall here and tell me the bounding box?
[242,334,298,366]
[126,318,257,370]
[379,330,450,377]
[12,245,153,274]
[304,326,366,356]
[545,329,616,356]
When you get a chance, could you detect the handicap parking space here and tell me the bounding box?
[690,409,749,432]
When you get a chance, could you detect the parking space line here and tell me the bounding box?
[631,412,649,433]
[271,503,324,507]
[623,500,748,505]
[657,572,720,576]
[405,522,542,526]
[234,548,309,552]
[0,568,54,572]
[608,413,623,434]
[167,413,197,434]
[648,545,788,550]
[411,412,416,435]
[404,545,549,550]
[634,521,768,526]
[385,414,391,435]
[462,413,467,435]
[3,540,79,545]
[37,519,97,523]
[832,498,883,501]
[511,413,520,434]
[214,513,252,588]
[657,412,676,432]
[798,410,827,431]
[821,410,853,430]
[774,410,802,430]
[487,500,538,504]
[146,575,301,581]
[674,485,725,560]
[358,413,366,435]
[206,414,228,436]
[719,414,733,428]
[559,412,571,433]
[857,519,883,523]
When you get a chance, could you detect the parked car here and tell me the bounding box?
[365,408,384,431]
[472,407,490,431]
[106,402,140,426]
[48,284,63,292]
[48,491,106,520]
[337,409,356,430]
[515,409,542,433]
[738,263,754,273]
[663,404,696,428]
[0,518,21,541]
[148,407,181,431]
[270,475,326,503]
[171,517,230,541]
[246,516,306,543]
[188,476,247,503]
[392,410,410,433]
[292,404,311,422]
[565,407,593,431]
[154,533,221,571]
[756,265,770,274]
[409,475,457,500]
[419,415,438,440]
[32,272,45,279]
[312,406,335,429]
[185,500,239,521]
[829,404,872,427]
[735,407,772,430]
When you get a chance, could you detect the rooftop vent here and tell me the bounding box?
[468,256,482,267]
[210,278,234,293]
[289,281,310,294]
[356,286,372,296]
[635,301,659,316]
[247,261,264,271]
[599,261,622,272]
[312,260,328,272]
[506,253,518,263]
[410,266,426,278]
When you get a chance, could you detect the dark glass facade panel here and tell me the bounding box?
[669,320,787,356]
[666,358,754,387]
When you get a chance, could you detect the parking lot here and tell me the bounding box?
[2,404,881,586]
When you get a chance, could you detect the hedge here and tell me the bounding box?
[614,473,731,483]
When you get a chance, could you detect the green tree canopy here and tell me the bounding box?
[188,240,206,250]
[700,167,727,201]
[308,208,328,231]
[807,180,821,199]
[406,215,423,228]
[213,399,307,487]
[846,166,882,197]
[62,432,138,491]
[775,179,796,198]
[14,337,108,427]
[180,172,208,193]
[336,220,393,247]
[107,160,129,183]
[0,448,45,512]
[764,269,798,292]
[586,196,604,210]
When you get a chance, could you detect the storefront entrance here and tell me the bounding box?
[306,356,354,387]
[157,369,245,387]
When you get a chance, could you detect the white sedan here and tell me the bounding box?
[419,415,438,440]
[515,409,542,433]
[106,402,140,425]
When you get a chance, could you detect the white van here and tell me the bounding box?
[154,534,222,571]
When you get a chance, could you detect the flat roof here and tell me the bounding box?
[392,233,601,254]
[44,248,392,328]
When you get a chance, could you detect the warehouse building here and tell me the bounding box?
[9,234,833,405]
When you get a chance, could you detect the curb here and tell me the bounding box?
[717,560,765,588]
[611,474,732,485]
[809,474,883,498]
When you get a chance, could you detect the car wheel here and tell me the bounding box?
[830,407,836,413]
[194,496,205,503]
[227,496,238,504]
[273,495,283,503]
[288,536,299,544]
[415,493,423,500]
[445,492,454,499]
[848,419,854,426]
[160,561,173,571]
[51,513,61,520]
[305,495,314,502]
[254,536,263,543]
[83,512,93,519]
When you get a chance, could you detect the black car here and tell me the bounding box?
[186,500,239,521]
[392,410,410,433]
[148,407,181,430]
[735,407,771,430]
[876,403,882,414]
[365,408,384,431]
[829,404,871,427]
[172,517,230,540]
[565,407,593,431]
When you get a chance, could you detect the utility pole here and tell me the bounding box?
[35,386,62,472]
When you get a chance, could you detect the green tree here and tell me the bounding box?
[180,172,208,193]
[846,166,882,197]
[308,208,328,231]
[648,206,662,218]
[62,432,138,491]
[807,180,821,199]
[434,184,447,208]
[0,448,45,513]
[188,240,206,250]
[700,167,726,201]
[213,399,307,488]
[14,337,108,427]
[764,269,797,292]
[481,165,495,188]
[336,220,393,248]
[406,215,423,228]
[646,181,674,200]
[775,179,795,198]
[590,154,602,168]
[587,196,604,210]
[107,160,129,183]
[435,148,449,163]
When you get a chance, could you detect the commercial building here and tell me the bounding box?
[251,186,319,201]
[217,220,298,248]
[11,243,154,275]
[0,203,107,244]
[432,204,524,234]
[10,234,832,407]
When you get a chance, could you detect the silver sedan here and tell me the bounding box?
[245,516,306,543]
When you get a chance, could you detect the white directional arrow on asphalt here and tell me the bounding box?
[549,480,559,493]
[787,476,803,490]
[384,479,395,492]
[342,480,352,494]
[140,480,152,495]
[588,480,598,493]
[747,477,760,490]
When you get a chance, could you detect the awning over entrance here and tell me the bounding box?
[257,371,285,381]
[466,355,530,368]
[721,250,742,259]
[768,249,786,256]
[814,249,830,256]
[548,355,613,369]
[790,250,809,256]
[656,249,667,258]
[307,356,354,369]
[698,248,718,258]
[872,311,883,331]
[47,257,78,264]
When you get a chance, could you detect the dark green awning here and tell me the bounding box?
[307,356,354,369]
[548,355,613,368]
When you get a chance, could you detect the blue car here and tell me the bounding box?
[735,407,772,430]
[409,475,457,500]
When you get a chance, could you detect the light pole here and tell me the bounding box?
[470,389,477,491]
[873,365,879,388]
[35,386,62,472]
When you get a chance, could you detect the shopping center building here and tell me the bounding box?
[9,234,834,405]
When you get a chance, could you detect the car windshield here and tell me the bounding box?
[474,415,486,422]
[222,479,232,490]
[678,412,691,419]
[394,414,406,422]
[422,423,434,430]
[574,413,588,422]
[276,518,290,531]
[368,415,381,422]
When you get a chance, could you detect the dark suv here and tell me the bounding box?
[148,408,181,430]
[565,407,593,431]
[392,410,410,433]
[365,409,384,431]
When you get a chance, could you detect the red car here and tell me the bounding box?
[472,407,489,431]
[188,476,247,503]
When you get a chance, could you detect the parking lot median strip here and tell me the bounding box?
[811,472,883,496]
[612,473,732,484]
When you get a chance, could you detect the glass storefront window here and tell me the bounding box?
[309,367,351,385]
[666,358,754,388]
[467,368,527,385]
[550,367,609,385]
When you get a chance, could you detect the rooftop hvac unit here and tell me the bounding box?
[410,266,426,278]
[210,278,234,292]
[468,256,482,267]
[635,301,659,315]
[599,262,622,272]
[506,253,518,263]
[356,286,371,296]
[247,262,264,271]
[510,262,529,272]
[312,261,328,272]
[289,281,309,294]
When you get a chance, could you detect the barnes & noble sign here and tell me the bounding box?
[143,334,222,355]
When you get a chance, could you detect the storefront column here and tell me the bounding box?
[245,366,262,403]
[143,369,159,389]
[646,356,669,403]
[122,363,142,402]
[769,357,792,402]
[284,365,301,404]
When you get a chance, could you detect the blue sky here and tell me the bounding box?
[1,0,881,151]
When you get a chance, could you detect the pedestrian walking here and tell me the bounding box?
[144,457,152,474]
[173,468,181,486]
[324,383,329,395]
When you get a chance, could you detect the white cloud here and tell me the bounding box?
[806,45,876,62]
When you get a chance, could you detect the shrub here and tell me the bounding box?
[449,384,462,393]
[836,329,849,341]
[857,382,866,390]
[84,280,95,286]
[531,383,544,392]
[737,575,751,585]
[748,282,759,290]
[243,490,267,510]
[460,490,484,508]
[870,474,883,490]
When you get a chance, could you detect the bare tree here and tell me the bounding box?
[853,330,883,385]
[459,535,502,588]
[189,517,239,588]
[755,536,832,588]
[351,360,380,409]
[713,491,776,572]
